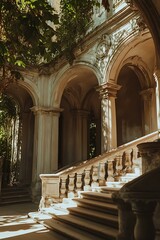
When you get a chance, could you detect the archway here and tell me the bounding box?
[116,66,144,146]
[0,84,34,191]
[58,68,101,168]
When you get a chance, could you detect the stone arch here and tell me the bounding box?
[116,63,157,146]
[17,79,39,106]
[57,64,101,168]
[105,31,155,84]
[2,81,35,189]
[103,28,156,147]
[51,62,101,108]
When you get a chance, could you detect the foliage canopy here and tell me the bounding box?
[0,0,106,71]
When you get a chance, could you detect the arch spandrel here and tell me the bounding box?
[98,15,155,85]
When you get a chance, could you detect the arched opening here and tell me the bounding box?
[58,69,101,168]
[0,84,34,194]
[116,66,143,146]
[0,94,21,187]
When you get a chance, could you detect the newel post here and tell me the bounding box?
[137,141,160,173]
[117,139,160,240]
[39,174,60,208]
[112,192,135,240]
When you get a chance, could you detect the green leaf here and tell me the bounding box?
[14,60,26,67]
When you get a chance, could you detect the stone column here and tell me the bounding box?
[140,88,155,134]
[97,82,121,152]
[19,111,34,186]
[31,106,62,202]
[72,110,89,162]
[154,70,160,134]
[81,110,90,160]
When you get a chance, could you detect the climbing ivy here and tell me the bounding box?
[0,0,107,68]
[0,0,110,88]
[57,0,100,64]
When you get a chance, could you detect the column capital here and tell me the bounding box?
[96,82,121,99]
[140,88,154,100]
[31,106,63,116]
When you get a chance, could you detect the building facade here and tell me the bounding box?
[2,0,160,202]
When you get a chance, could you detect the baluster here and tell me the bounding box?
[132,201,157,240]
[107,160,114,182]
[91,164,99,187]
[60,176,67,201]
[75,171,83,197]
[84,167,91,191]
[124,149,133,173]
[132,147,142,175]
[68,173,76,198]
[115,154,123,181]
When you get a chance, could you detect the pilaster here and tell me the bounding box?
[154,69,160,135]
[140,88,155,134]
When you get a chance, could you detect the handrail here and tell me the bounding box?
[49,131,158,176]
[40,131,158,206]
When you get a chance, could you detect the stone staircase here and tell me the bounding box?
[30,188,119,240]
[0,187,32,205]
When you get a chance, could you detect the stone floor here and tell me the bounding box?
[0,202,61,240]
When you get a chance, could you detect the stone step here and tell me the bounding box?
[29,189,119,239]
[0,198,32,205]
[105,182,124,189]
[51,214,118,239]
[2,189,29,196]
[120,173,139,182]
[100,186,120,193]
[0,187,31,205]
[44,218,106,240]
[79,191,115,203]
[68,206,118,228]
[73,197,118,215]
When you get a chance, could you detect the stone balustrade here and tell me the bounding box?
[114,141,160,240]
[40,131,158,207]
